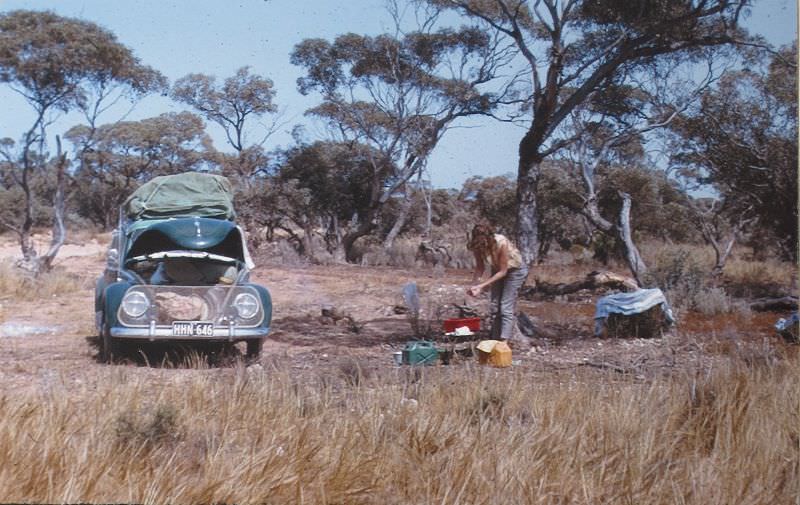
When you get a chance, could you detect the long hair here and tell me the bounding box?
[467,223,495,256]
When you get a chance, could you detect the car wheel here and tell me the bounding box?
[100,323,120,363]
[246,338,264,360]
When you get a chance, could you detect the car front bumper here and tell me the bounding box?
[110,325,269,341]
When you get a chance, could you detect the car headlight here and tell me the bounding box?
[121,290,150,318]
[233,292,259,320]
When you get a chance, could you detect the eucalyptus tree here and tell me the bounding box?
[424,0,752,264]
[274,140,378,261]
[65,112,216,228]
[670,43,798,261]
[172,67,280,184]
[0,10,165,273]
[291,3,517,262]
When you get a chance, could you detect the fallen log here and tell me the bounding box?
[521,270,638,299]
[750,296,798,312]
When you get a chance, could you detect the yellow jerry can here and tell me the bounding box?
[476,340,512,368]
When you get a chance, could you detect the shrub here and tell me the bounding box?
[360,239,418,268]
[694,286,732,315]
[641,248,706,310]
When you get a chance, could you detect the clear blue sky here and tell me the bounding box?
[0,0,796,188]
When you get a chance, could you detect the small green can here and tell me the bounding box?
[402,340,439,365]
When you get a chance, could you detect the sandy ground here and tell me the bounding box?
[0,233,793,396]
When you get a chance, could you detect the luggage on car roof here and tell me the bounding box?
[124,172,236,220]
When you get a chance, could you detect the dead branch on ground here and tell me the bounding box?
[521,270,638,299]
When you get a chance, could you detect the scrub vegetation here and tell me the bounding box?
[0,234,796,504]
[0,352,796,504]
[0,1,797,503]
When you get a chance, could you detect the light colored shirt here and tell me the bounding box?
[489,234,523,270]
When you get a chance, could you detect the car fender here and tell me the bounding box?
[102,281,133,328]
[245,284,272,330]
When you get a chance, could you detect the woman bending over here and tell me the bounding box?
[467,223,528,342]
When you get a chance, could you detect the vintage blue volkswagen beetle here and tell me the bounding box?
[94,173,271,362]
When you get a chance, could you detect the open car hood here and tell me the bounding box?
[125,217,254,269]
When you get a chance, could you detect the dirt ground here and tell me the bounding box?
[0,234,794,395]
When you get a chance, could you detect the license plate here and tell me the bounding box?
[172,321,215,337]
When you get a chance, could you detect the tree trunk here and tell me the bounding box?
[19,162,36,266]
[37,136,69,273]
[423,188,433,237]
[710,235,735,278]
[323,216,347,263]
[750,296,798,312]
[578,159,646,285]
[301,219,315,263]
[383,189,413,250]
[516,158,541,266]
[342,223,374,263]
[522,270,639,298]
[617,192,647,285]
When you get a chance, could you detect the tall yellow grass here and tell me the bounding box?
[0,260,83,301]
[0,356,796,504]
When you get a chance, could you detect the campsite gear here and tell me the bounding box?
[392,351,404,365]
[402,340,439,365]
[594,288,675,337]
[448,326,474,337]
[402,282,420,318]
[476,340,512,368]
[124,173,236,220]
[443,317,481,333]
[775,313,799,343]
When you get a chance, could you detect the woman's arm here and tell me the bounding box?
[472,250,485,282]
[468,243,509,296]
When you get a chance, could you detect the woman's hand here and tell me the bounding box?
[467,285,483,297]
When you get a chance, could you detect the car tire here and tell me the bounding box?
[246,338,264,360]
[100,323,120,363]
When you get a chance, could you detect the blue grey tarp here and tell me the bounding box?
[594,288,676,336]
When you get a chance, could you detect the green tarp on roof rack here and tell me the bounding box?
[124,173,236,220]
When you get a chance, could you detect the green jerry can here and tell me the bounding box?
[402,340,439,365]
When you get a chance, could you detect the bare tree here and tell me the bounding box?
[688,198,753,277]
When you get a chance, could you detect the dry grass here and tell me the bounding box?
[0,260,83,301]
[0,354,796,504]
[361,239,419,268]
[723,258,796,298]
[639,242,796,283]
[63,227,110,246]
